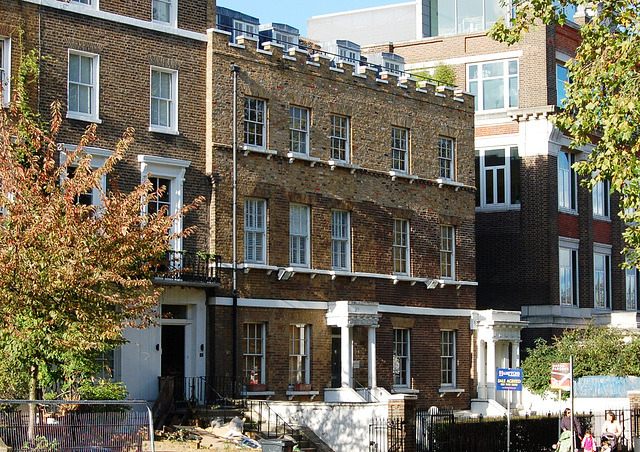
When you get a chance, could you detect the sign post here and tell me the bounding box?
[550,361,575,452]
[497,368,523,452]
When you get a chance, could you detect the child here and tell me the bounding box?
[581,430,595,452]
[601,439,611,452]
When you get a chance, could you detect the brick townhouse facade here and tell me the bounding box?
[0,0,218,401]
[206,28,480,410]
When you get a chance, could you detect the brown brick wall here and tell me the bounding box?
[593,220,612,245]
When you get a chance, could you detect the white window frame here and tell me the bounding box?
[61,145,112,206]
[244,97,266,149]
[331,210,350,271]
[476,146,520,209]
[626,266,639,311]
[289,106,309,155]
[71,0,98,8]
[440,225,455,280]
[0,37,10,106]
[290,204,310,268]
[152,0,177,27]
[556,62,569,107]
[149,67,178,135]
[233,19,258,42]
[593,179,610,219]
[440,330,456,387]
[558,151,577,212]
[393,219,410,275]
[67,50,100,123]
[391,127,408,173]
[593,244,612,310]
[244,323,265,385]
[244,198,267,264]
[289,324,310,385]
[467,59,518,112]
[330,115,350,163]
[138,154,190,252]
[438,137,455,180]
[393,328,410,388]
[559,238,579,306]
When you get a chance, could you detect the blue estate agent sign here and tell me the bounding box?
[497,368,523,391]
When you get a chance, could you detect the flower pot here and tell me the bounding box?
[293,383,312,391]
[247,383,267,392]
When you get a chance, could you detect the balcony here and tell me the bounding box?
[154,250,221,286]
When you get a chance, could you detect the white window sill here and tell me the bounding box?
[392,387,420,394]
[389,170,418,183]
[287,152,321,166]
[242,144,278,159]
[328,159,359,174]
[439,387,465,394]
[558,207,578,215]
[476,204,522,212]
[149,126,179,136]
[286,390,319,400]
[241,390,275,398]
[66,112,102,124]
[593,215,611,222]
[436,178,464,189]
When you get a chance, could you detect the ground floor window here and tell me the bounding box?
[244,323,265,384]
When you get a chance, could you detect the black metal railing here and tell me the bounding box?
[245,399,299,439]
[154,250,221,284]
[369,417,406,452]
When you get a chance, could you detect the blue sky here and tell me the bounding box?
[217,1,405,36]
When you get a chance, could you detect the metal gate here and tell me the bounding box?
[416,408,454,452]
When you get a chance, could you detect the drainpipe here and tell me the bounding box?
[230,62,240,395]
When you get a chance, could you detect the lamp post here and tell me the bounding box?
[230,62,240,393]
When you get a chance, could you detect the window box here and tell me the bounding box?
[293,383,311,391]
[247,383,267,392]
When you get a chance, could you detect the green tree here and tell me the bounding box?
[491,1,640,266]
[522,325,640,395]
[411,62,458,87]
[0,67,201,436]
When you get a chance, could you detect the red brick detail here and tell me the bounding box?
[558,213,579,238]
[476,123,519,137]
[593,220,612,245]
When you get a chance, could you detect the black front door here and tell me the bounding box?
[162,325,185,397]
[331,327,341,388]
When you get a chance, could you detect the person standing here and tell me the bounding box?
[581,429,595,452]
[560,408,582,449]
[602,411,622,450]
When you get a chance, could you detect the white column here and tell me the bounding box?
[477,339,487,399]
[368,326,377,388]
[487,339,496,400]
[512,340,522,407]
[341,325,351,387]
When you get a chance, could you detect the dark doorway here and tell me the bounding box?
[331,327,341,388]
[162,325,185,397]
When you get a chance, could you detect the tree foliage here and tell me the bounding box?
[0,72,201,400]
[521,325,640,395]
[491,0,640,266]
[411,62,458,87]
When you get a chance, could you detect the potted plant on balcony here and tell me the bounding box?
[293,383,311,391]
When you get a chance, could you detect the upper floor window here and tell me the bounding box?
[150,67,178,134]
[244,98,266,148]
[558,151,577,212]
[438,137,455,180]
[68,50,99,122]
[440,225,455,279]
[468,60,518,112]
[393,219,410,275]
[430,0,509,36]
[559,241,579,306]
[290,107,309,155]
[290,204,310,268]
[0,37,10,105]
[138,154,190,252]
[593,180,610,219]
[71,0,97,7]
[594,248,611,310]
[626,267,639,311]
[391,127,408,172]
[233,19,258,41]
[61,145,112,207]
[475,146,520,208]
[330,115,349,162]
[440,330,456,387]
[244,198,266,264]
[393,328,410,387]
[331,210,350,271]
[289,324,310,385]
[244,323,265,385]
[152,0,176,26]
[556,63,570,107]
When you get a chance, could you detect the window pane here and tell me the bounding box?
[483,78,504,110]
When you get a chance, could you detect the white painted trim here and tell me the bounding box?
[0,36,11,107]
[149,66,179,134]
[406,50,524,71]
[67,49,101,123]
[23,0,207,42]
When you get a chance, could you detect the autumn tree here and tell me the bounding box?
[491,0,640,265]
[521,325,640,395]
[0,71,200,417]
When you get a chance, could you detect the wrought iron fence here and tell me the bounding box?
[369,417,405,452]
[0,400,153,452]
[154,250,221,284]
